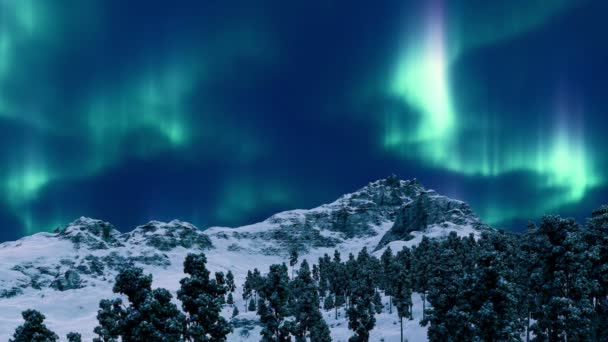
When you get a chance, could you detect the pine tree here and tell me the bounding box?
[422,233,474,341]
[412,236,434,320]
[227,292,234,306]
[292,260,331,342]
[290,246,299,279]
[67,332,82,342]
[243,270,254,311]
[526,215,594,341]
[93,298,124,341]
[226,270,236,293]
[380,246,394,314]
[393,247,413,342]
[346,248,377,342]
[232,306,240,319]
[329,250,346,319]
[257,263,292,342]
[94,266,186,342]
[248,298,257,312]
[584,206,608,340]
[177,253,232,341]
[312,264,320,282]
[323,295,335,311]
[10,309,58,342]
[373,291,383,314]
[469,232,523,341]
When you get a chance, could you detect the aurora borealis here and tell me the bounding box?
[0,0,606,240]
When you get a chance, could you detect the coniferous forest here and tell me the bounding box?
[10,206,608,342]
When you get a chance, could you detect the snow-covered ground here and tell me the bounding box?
[0,219,461,341]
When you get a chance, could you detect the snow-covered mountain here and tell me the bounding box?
[0,176,491,341]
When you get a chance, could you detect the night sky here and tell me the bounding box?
[1,0,607,241]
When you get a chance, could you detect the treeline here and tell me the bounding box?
[9,206,608,341]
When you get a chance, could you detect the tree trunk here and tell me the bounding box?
[400,317,403,342]
[389,296,392,314]
[422,293,426,320]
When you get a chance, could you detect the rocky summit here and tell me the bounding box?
[0,176,491,341]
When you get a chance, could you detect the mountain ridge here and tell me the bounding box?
[0,176,491,341]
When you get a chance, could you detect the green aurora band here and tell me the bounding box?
[0,0,602,235]
[0,2,275,234]
[385,0,600,224]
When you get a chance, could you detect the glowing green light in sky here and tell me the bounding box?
[386,0,601,224]
[5,165,51,206]
[389,2,455,164]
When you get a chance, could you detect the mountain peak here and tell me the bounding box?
[56,217,122,249]
[124,220,212,251]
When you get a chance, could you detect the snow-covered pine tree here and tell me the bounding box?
[324,294,335,311]
[584,206,608,340]
[290,246,299,279]
[373,291,383,314]
[66,332,82,342]
[526,215,594,341]
[422,232,474,341]
[346,248,377,342]
[412,236,434,320]
[248,298,257,312]
[10,309,58,342]
[292,260,331,342]
[257,263,292,342]
[393,247,413,342]
[178,253,232,341]
[469,231,523,341]
[380,245,394,314]
[226,270,236,294]
[97,266,186,342]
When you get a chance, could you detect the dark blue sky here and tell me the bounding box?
[0,0,606,241]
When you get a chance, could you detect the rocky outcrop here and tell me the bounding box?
[124,220,213,251]
[55,217,123,250]
[51,270,82,291]
[375,190,490,250]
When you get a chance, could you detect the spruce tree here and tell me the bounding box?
[412,236,434,320]
[292,260,331,342]
[232,306,240,319]
[323,295,335,311]
[177,253,232,341]
[346,248,377,342]
[93,298,124,341]
[290,246,299,279]
[584,206,608,340]
[10,309,58,342]
[257,263,292,342]
[373,292,383,314]
[94,266,186,342]
[226,270,236,294]
[248,298,257,312]
[67,332,82,342]
[227,292,234,306]
[469,232,523,341]
[526,215,594,341]
[422,233,474,341]
[393,247,413,342]
[380,246,394,314]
